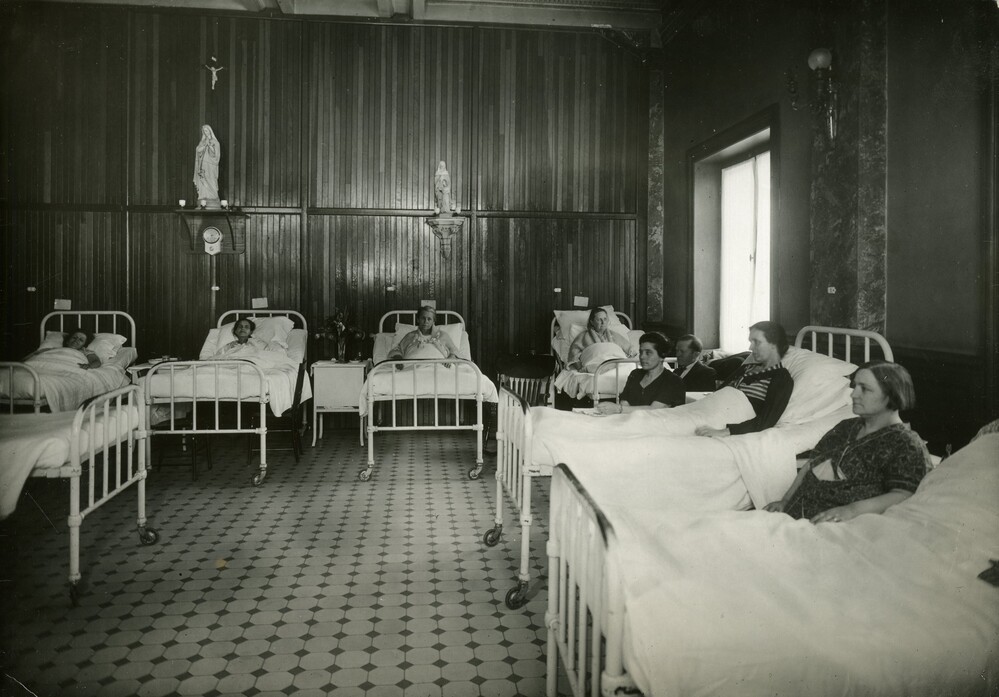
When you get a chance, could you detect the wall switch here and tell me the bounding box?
[573,295,589,307]
[553,287,562,293]
[827,286,837,294]
[53,298,72,310]
[421,299,436,309]
[251,297,268,309]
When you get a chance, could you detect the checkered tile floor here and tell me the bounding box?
[0,428,564,696]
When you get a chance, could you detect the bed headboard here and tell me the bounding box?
[378,310,465,334]
[217,310,308,332]
[41,311,137,348]
[794,325,893,363]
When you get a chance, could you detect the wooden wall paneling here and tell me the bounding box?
[474,216,637,380]
[0,209,127,357]
[308,215,467,342]
[213,213,302,314]
[0,4,126,206]
[128,12,302,207]
[475,29,642,213]
[129,212,212,358]
[308,24,472,210]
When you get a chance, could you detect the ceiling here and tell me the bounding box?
[30,0,670,32]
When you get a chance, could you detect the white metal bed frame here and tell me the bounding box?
[491,325,895,613]
[361,310,490,482]
[1,310,138,413]
[544,326,896,696]
[143,309,307,487]
[3,384,157,606]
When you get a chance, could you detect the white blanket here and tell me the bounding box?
[0,348,136,412]
[533,389,852,511]
[359,361,498,417]
[554,365,634,400]
[144,351,310,417]
[605,434,999,696]
[0,406,140,519]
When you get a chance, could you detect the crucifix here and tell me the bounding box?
[203,56,225,91]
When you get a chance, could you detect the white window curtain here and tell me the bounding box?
[719,152,771,352]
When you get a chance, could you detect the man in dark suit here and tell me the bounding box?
[674,334,717,392]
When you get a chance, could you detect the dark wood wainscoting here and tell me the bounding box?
[893,346,991,455]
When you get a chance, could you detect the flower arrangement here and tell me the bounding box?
[315,308,366,362]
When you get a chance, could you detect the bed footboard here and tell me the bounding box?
[361,357,488,481]
[0,361,44,413]
[547,464,638,697]
[484,386,546,609]
[144,360,270,486]
[61,385,156,604]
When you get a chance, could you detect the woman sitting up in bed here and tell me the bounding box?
[696,320,793,437]
[595,333,684,414]
[387,306,459,363]
[765,360,930,523]
[25,328,101,370]
[565,307,637,371]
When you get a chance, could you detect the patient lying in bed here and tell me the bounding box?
[24,329,102,371]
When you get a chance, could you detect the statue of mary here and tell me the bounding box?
[193,124,221,205]
[434,161,454,216]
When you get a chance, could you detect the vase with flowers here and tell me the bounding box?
[315,308,366,363]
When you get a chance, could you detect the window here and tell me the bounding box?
[688,107,778,352]
[719,152,770,351]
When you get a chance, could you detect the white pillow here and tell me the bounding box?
[626,329,645,354]
[38,331,126,364]
[392,323,418,349]
[88,333,128,363]
[580,342,628,373]
[372,333,395,364]
[39,331,66,350]
[286,329,307,364]
[779,347,857,424]
[435,323,472,360]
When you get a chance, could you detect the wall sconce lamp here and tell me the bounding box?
[787,48,838,143]
[808,48,837,142]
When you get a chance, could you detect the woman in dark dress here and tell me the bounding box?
[765,360,930,523]
[696,320,794,437]
[595,333,684,414]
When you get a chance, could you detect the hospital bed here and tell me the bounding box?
[359,310,498,481]
[0,384,156,605]
[142,310,310,486]
[487,326,894,610]
[1,310,138,413]
[550,308,644,404]
[545,428,999,696]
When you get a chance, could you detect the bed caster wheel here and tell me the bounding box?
[482,527,502,547]
[138,527,159,546]
[505,582,529,610]
[357,469,372,482]
[468,466,482,480]
[69,584,80,607]
[251,471,266,486]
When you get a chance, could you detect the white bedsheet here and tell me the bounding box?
[554,365,633,400]
[533,389,853,510]
[144,352,310,417]
[359,362,498,417]
[0,406,140,519]
[605,434,999,696]
[0,348,136,412]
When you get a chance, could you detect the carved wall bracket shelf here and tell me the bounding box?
[424,215,465,259]
[177,209,249,254]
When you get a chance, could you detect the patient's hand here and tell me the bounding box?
[763,500,786,513]
[695,426,730,438]
[810,503,859,524]
[595,402,622,415]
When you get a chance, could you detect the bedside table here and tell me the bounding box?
[311,360,370,446]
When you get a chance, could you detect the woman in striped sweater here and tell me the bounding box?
[696,321,793,437]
